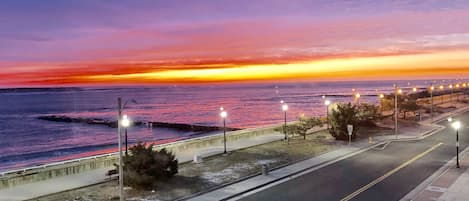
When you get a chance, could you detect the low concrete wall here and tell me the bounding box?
[0,155,117,189]
[157,124,281,160]
[0,123,283,189]
[417,93,464,106]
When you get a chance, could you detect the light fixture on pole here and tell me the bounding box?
[430,85,434,122]
[355,93,361,105]
[122,115,131,157]
[220,109,228,154]
[439,85,445,104]
[117,98,124,201]
[449,84,454,106]
[282,103,288,141]
[450,119,461,168]
[379,93,385,113]
[324,100,331,130]
[394,84,401,139]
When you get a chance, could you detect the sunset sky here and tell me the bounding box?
[1,0,469,86]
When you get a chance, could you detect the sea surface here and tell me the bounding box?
[0,80,433,172]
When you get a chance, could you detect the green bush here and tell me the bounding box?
[357,103,381,126]
[297,116,323,139]
[329,103,359,141]
[124,142,178,189]
[274,116,323,140]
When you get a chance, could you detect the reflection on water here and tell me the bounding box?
[0,80,429,171]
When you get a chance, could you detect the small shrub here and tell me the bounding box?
[124,142,178,189]
[329,103,359,141]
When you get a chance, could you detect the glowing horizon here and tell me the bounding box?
[1,1,469,87]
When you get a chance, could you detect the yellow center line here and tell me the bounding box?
[340,142,444,201]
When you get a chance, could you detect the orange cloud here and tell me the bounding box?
[2,49,467,87]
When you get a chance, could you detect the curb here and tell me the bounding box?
[399,147,469,201]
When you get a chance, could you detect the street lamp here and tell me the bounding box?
[449,119,461,168]
[282,103,288,141]
[324,100,331,130]
[430,85,434,122]
[394,84,401,139]
[439,85,445,104]
[122,115,131,157]
[449,84,454,106]
[412,87,417,92]
[220,109,228,154]
[355,93,361,105]
[379,93,385,114]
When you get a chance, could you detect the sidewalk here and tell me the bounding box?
[403,148,469,201]
[421,104,469,125]
[0,129,287,201]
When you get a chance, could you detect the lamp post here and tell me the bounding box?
[282,103,288,141]
[117,98,124,201]
[324,100,331,130]
[122,115,130,157]
[379,93,384,114]
[355,93,361,105]
[394,85,401,139]
[448,118,461,168]
[439,85,444,104]
[464,83,467,99]
[430,85,434,122]
[220,109,228,154]
[449,84,453,106]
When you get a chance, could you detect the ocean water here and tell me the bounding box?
[0,80,431,172]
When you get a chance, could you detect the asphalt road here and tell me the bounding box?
[238,112,469,201]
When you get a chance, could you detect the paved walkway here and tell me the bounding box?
[404,148,469,201]
[0,128,288,201]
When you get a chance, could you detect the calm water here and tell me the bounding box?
[0,80,431,171]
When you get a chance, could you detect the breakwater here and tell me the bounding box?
[38,115,240,132]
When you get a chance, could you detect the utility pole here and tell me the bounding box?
[117,98,124,201]
[430,84,434,122]
[394,84,398,139]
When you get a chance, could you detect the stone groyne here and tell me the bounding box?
[38,115,240,132]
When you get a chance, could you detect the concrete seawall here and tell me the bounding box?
[0,123,283,190]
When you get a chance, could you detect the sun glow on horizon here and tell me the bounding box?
[79,50,469,84]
